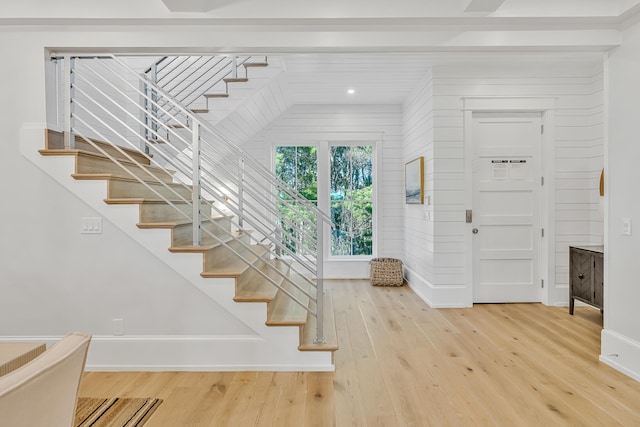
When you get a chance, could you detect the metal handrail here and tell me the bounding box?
[72,67,319,309]
[82,58,321,267]
[109,56,330,240]
[147,55,252,111]
[76,59,320,278]
[138,55,333,226]
[67,56,330,341]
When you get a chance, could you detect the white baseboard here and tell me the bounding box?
[0,335,335,372]
[403,266,471,308]
[18,125,335,372]
[600,329,640,382]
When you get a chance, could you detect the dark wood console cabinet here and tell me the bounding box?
[569,245,603,315]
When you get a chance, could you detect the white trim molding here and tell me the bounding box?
[601,329,640,382]
[0,334,334,372]
[462,96,557,307]
[404,265,470,308]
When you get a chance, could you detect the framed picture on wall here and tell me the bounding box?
[405,156,424,204]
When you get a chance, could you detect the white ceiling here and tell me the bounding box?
[279,51,602,105]
[3,0,640,20]
[5,0,628,105]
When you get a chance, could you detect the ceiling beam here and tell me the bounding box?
[161,0,238,13]
[464,0,507,13]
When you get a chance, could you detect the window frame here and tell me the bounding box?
[272,139,379,262]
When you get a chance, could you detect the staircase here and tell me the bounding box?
[32,54,337,370]
[145,55,272,126]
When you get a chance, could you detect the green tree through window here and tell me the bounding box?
[330,146,373,256]
[275,144,373,257]
[275,146,318,254]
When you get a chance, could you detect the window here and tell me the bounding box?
[330,146,373,256]
[275,143,374,258]
[275,146,317,254]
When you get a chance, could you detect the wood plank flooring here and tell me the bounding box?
[78,279,640,426]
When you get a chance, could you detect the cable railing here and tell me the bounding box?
[59,54,331,344]
[144,55,261,130]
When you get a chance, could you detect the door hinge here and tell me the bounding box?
[541,176,544,186]
[541,279,544,288]
[541,124,544,134]
[541,228,545,238]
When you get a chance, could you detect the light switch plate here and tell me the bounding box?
[622,218,632,236]
[81,217,103,234]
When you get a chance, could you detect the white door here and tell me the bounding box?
[472,113,542,303]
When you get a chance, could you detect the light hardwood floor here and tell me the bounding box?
[78,280,640,426]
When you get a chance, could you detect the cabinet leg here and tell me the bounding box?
[569,297,575,315]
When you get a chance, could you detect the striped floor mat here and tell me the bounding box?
[75,397,162,427]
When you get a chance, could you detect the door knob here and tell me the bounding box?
[472,228,479,234]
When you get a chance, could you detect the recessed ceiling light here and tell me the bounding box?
[347,89,355,95]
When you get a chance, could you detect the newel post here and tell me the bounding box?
[63,55,75,149]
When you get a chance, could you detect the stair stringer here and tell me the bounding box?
[20,124,334,372]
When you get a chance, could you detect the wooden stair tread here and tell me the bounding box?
[106,198,206,205]
[40,149,150,166]
[299,289,339,352]
[234,259,290,303]
[138,214,230,229]
[204,93,229,98]
[200,244,267,277]
[71,174,172,184]
[72,173,184,187]
[41,149,174,183]
[224,77,249,83]
[266,275,312,327]
[169,230,244,253]
[190,109,209,114]
[45,130,151,163]
[243,62,269,68]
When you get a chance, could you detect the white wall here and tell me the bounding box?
[247,104,405,278]
[601,19,640,381]
[402,72,436,302]
[402,61,605,307]
[0,38,303,370]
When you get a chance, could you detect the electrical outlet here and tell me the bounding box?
[112,318,124,336]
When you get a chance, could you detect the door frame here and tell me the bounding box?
[462,97,557,306]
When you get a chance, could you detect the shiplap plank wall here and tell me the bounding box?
[420,63,604,305]
[402,71,435,287]
[216,75,290,145]
[244,104,405,260]
[555,67,605,292]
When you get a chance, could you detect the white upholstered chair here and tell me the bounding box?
[0,332,91,427]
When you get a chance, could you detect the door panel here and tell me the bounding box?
[594,254,604,307]
[472,113,542,303]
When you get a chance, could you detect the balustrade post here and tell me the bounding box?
[314,215,326,344]
[232,56,238,79]
[63,56,75,149]
[150,63,158,143]
[139,79,150,153]
[191,120,202,246]
[238,157,245,229]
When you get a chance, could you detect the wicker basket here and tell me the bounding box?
[370,258,404,286]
